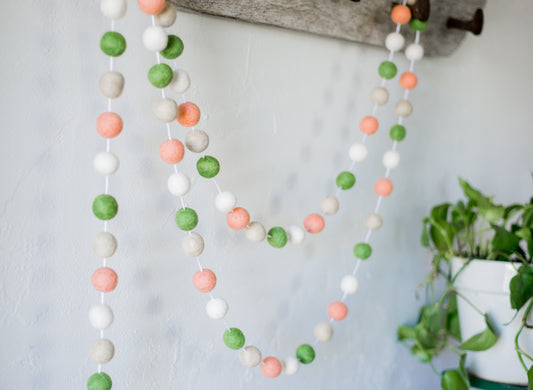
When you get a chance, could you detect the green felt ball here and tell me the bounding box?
[410,19,429,31]
[93,194,118,221]
[197,156,220,178]
[390,125,407,141]
[267,227,288,248]
[336,171,356,190]
[175,208,198,231]
[223,328,245,350]
[353,243,372,260]
[161,35,184,59]
[296,344,315,364]
[148,63,173,88]
[378,61,397,80]
[87,372,112,390]
[100,32,126,57]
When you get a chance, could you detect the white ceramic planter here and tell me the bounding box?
[451,257,533,385]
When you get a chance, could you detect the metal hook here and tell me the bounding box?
[447,8,484,35]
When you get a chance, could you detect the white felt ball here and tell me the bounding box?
[89,304,114,330]
[100,0,127,20]
[341,275,359,294]
[206,298,228,320]
[314,321,334,343]
[349,142,369,162]
[370,87,389,106]
[215,191,237,213]
[365,213,383,231]
[182,232,204,257]
[153,98,178,123]
[167,172,191,196]
[142,26,168,52]
[239,346,262,368]
[90,339,115,364]
[395,100,413,117]
[383,150,401,169]
[185,130,209,153]
[93,232,118,258]
[99,71,125,99]
[169,70,191,95]
[282,356,300,376]
[245,221,266,242]
[405,43,424,61]
[287,225,305,244]
[93,152,120,176]
[385,32,405,51]
[321,195,339,215]
[155,2,177,27]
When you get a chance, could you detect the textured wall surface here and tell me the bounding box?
[1,1,532,389]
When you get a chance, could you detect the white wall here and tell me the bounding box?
[1,1,532,389]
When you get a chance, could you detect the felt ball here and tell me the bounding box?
[405,43,424,61]
[215,191,237,213]
[197,156,220,178]
[353,242,372,259]
[304,213,325,234]
[267,227,288,248]
[100,0,127,19]
[159,139,185,164]
[365,213,383,231]
[93,232,118,258]
[378,61,397,80]
[370,87,389,106]
[92,267,118,292]
[287,225,305,244]
[328,301,348,321]
[90,338,115,364]
[390,124,407,141]
[93,152,119,176]
[261,357,282,378]
[383,150,401,169]
[138,0,165,14]
[178,102,201,127]
[167,172,191,196]
[100,31,126,57]
[395,100,413,117]
[400,72,418,90]
[359,115,379,135]
[226,207,250,230]
[155,2,177,26]
[148,63,173,88]
[175,207,198,231]
[375,178,393,197]
[245,221,266,242]
[92,194,118,220]
[349,142,369,162]
[320,195,339,215]
[391,5,411,24]
[153,98,178,122]
[282,356,300,375]
[87,372,112,390]
[239,346,262,368]
[185,129,209,153]
[161,35,184,59]
[89,304,114,330]
[97,112,123,138]
[98,71,124,99]
[314,321,333,342]
[182,232,204,257]
[341,275,359,294]
[223,328,245,350]
[336,171,356,190]
[206,297,228,319]
[410,18,429,32]
[385,32,405,51]
[169,69,190,94]
[192,269,216,293]
[296,344,315,364]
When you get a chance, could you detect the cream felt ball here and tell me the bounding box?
[282,356,300,375]
[90,339,115,364]
[314,321,334,342]
[182,232,204,257]
[167,172,190,196]
[142,26,168,52]
[239,346,262,368]
[93,152,119,176]
[287,225,305,244]
[93,232,118,258]
[321,195,339,215]
[365,213,383,231]
[341,275,359,294]
[155,2,177,27]
[100,0,127,19]
[385,32,405,51]
[405,43,424,61]
[215,191,237,213]
[383,150,401,169]
[89,304,114,330]
[370,87,389,106]
[98,71,124,99]
[349,142,369,162]
[395,100,413,117]
[185,129,209,153]
[169,70,190,94]
[206,298,228,319]
[245,221,266,242]
[153,98,178,123]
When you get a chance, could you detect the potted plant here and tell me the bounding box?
[398,178,533,389]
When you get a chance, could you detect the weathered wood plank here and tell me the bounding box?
[169,0,486,56]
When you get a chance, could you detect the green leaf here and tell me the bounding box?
[523,207,533,228]
[459,315,497,351]
[458,178,504,222]
[420,304,444,334]
[491,225,521,259]
[441,370,469,390]
[516,227,533,259]
[510,265,533,310]
[410,345,432,363]
[421,223,430,248]
[397,325,417,341]
[446,294,461,341]
[415,324,440,349]
[527,364,533,390]
[504,204,523,220]
[458,354,469,384]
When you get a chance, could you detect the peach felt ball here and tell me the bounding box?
[328,301,348,321]
[400,72,418,90]
[374,178,393,197]
[92,267,118,293]
[391,5,412,24]
[159,139,185,164]
[192,269,217,293]
[359,116,378,135]
[304,213,325,234]
[226,207,250,230]
[138,0,165,15]
[177,102,200,127]
[96,112,123,138]
[261,357,282,378]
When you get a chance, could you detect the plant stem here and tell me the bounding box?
[429,360,442,377]
[515,299,533,373]
[454,290,485,317]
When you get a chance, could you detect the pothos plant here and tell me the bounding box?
[397,178,533,390]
